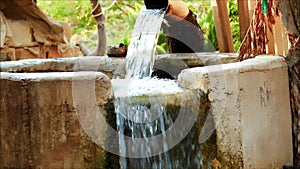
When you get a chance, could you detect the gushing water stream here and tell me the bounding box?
[112,7,203,169]
[125,7,165,79]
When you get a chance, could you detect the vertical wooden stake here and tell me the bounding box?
[281,24,289,56]
[274,16,284,56]
[238,0,250,40]
[212,5,226,52]
[248,0,256,20]
[213,0,235,52]
[267,19,275,54]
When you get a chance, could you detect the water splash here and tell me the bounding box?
[112,78,202,169]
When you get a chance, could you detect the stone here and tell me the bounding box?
[15,47,43,60]
[59,22,72,42]
[4,19,35,47]
[0,45,82,61]
[0,47,15,61]
[0,0,82,61]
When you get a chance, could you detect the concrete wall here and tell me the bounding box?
[0,54,294,168]
[178,55,293,168]
[0,72,113,168]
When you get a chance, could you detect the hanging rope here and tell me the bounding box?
[91,1,102,18]
[102,0,117,12]
[91,0,117,18]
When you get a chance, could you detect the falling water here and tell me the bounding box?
[112,78,203,169]
[112,7,205,169]
[125,7,165,79]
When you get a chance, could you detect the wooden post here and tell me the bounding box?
[213,0,235,52]
[267,18,275,54]
[238,0,250,40]
[248,0,256,20]
[274,17,283,55]
[281,23,289,56]
[212,4,227,52]
[273,15,289,56]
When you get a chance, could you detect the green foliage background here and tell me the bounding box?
[37,0,241,53]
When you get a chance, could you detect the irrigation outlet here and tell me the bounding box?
[72,12,228,158]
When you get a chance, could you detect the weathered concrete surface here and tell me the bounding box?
[0,53,237,79]
[153,53,237,79]
[178,55,293,168]
[0,56,124,78]
[1,53,292,168]
[155,52,238,67]
[0,72,113,168]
